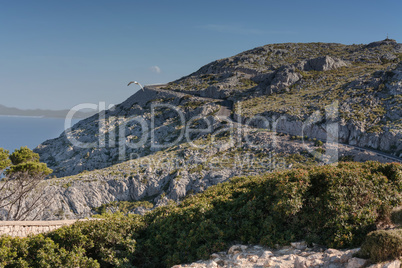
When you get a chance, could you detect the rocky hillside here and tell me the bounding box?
[29,39,402,220]
[165,39,402,154]
[36,88,221,177]
[36,39,402,177]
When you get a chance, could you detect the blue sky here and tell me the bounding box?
[1,0,401,110]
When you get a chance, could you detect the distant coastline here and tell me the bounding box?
[0,104,96,119]
[0,115,45,119]
[0,116,81,152]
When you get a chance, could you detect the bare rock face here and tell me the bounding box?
[366,39,397,48]
[387,62,402,96]
[32,126,400,221]
[260,56,348,95]
[266,67,302,94]
[265,114,402,156]
[381,53,398,62]
[303,55,348,71]
[256,66,301,95]
[200,85,230,99]
[34,86,221,178]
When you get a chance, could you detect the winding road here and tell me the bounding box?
[144,84,402,164]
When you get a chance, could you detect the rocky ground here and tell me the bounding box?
[173,243,401,268]
[17,128,400,221]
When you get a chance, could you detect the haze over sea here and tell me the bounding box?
[0,116,79,152]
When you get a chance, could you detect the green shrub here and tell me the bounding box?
[0,162,401,267]
[93,200,154,215]
[314,140,324,147]
[135,162,402,266]
[315,148,326,154]
[290,135,303,140]
[358,229,402,262]
[297,162,401,248]
[391,207,402,226]
[0,235,99,267]
[48,213,145,267]
[339,155,355,162]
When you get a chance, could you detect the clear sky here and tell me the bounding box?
[1,0,401,110]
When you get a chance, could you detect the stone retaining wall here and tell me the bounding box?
[0,220,89,237]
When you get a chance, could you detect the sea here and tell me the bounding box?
[0,116,80,152]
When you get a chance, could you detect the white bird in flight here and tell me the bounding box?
[127,81,144,91]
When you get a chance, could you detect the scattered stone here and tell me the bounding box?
[210,253,220,259]
[326,248,342,255]
[294,256,309,268]
[228,244,244,255]
[173,243,400,268]
[346,257,367,268]
[382,260,401,268]
[260,250,274,259]
[291,241,307,250]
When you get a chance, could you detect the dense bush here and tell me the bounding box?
[136,162,402,266]
[93,200,154,215]
[48,213,145,267]
[358,229,402,262]
[0,161,400,267]
[0,235,99,267]
[391,207,402,226]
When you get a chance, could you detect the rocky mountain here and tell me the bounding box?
[165,39,402,153]
[27,39,402,220]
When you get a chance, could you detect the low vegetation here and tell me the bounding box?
[237,62,394,124]
[0,161,401,267]
[93,200,154,215]
[163,41,401,136]
[358,229,402,263]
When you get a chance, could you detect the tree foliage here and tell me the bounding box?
[0,147,53,220]
[9,146,40,165]
[6,146,52,176]
[0,148,11,171]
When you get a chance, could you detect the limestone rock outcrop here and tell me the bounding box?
[303,55,348,71]
[172,243,401,268]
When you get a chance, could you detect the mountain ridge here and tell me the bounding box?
[35,40,402,175]
[23,39,402,220]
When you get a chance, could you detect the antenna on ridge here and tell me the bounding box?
[385,33,391,41]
